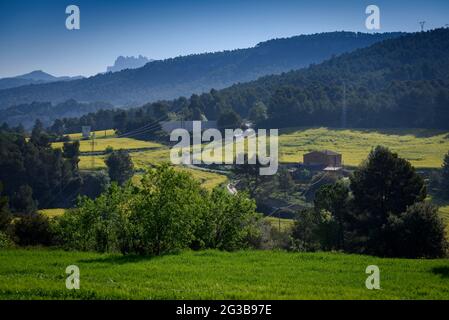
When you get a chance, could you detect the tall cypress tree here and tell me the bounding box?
[442,151,449,198]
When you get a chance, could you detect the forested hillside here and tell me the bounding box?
[0,32,402,109]
[2,100,114,129]
[49,29,449,133]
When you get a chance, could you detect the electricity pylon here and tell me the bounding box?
[419,21,426,32]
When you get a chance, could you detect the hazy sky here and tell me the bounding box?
[0,0,448,78]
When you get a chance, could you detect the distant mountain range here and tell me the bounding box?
[0,70,83,91]
[106,55,154,73]
[0,32,404,109]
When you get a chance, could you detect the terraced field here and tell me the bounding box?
[53,137,163,153]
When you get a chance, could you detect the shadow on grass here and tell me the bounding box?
[77,252,179,265]
[431,266,449,279]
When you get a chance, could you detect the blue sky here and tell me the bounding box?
[0,0,448,78]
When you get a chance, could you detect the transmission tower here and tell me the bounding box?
[419,21,426,32]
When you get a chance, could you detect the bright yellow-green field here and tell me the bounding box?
[279,127,449,168]
[186,127,449,168]
[38,208,66,218]
[178,167,228,190]
[78,148,171,170]
[66,129,116,140]
[265,217,295,232]
[65,127,449,168]
[132,167,227,191]
[53,137,163,153]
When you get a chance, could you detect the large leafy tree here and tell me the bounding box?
[105,150,134,186]
[388,202,447,258]
[62,141,80,170]
[314,181,350,250]
[349,146,426,255]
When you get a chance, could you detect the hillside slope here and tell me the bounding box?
[53,29,449,132]
[217,28,449,128]
[0,32,402,109]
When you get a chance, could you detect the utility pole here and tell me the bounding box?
[341,81,347,128]
[419,21,426,32]
[90,132,97,170]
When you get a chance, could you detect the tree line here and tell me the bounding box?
[1,141,448,258]
[291,146,448,258]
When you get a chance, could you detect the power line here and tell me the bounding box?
[117,104,187,139]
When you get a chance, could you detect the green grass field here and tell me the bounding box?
[0,249,448,300]
[279,127,449,168]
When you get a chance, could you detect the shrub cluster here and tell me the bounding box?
[54,164,261,255]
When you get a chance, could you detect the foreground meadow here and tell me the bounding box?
[0,249,448,300]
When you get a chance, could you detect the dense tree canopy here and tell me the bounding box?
[0,123,81,210]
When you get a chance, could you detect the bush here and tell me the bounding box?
[13,213,54,246]
[0,183,11,232]
[56,164,261,255]
[105,146,114,154]
[126,164,208,255]
[54,184,132,252]
[79,171,110,199]
[388,202,448,258]
[196,188,260,251]
[0,231,14,249]
[290,209,322,252]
